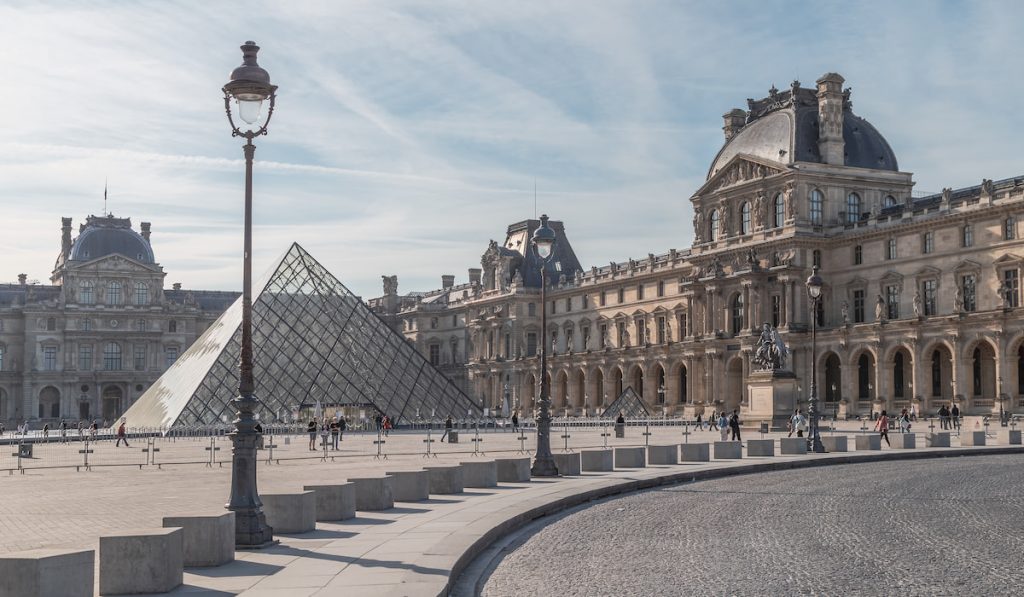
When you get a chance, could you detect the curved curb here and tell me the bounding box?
[401,446,1024,597]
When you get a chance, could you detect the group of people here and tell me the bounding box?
[692,410,743,440]
[307,415,348,451]
[936,404,962,430]
[2,419,110,443]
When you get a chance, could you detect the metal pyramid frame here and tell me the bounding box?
[601,386,649,419]
[123,242,479,428]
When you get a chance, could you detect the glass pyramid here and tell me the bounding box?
[124,243,479,428]
[600,386,649,419]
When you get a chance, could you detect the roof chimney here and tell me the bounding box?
[816,72,845,166]
[468,268,482,286]
[172,282,182,291]
[18,273,27,285]
[722,109,746,141]
[442,275,455,289]
[140,221,151,242]
[61,217,73,263]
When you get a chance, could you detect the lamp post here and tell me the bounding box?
[531,215,559,476]
[805,265,825,453]
[222,41,277,548]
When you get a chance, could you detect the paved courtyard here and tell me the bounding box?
[481,453,1024,597]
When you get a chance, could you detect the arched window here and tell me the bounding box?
[730,293,744,335]
[678,364,687,403]
[931,350,942,397]
[858,354,872,399]
[740,202,751,235]
[103,343,122,371]
[846,193,861,223]
[809,189,823,225]
[79,281,94,305]
[773,193,785,228]
[709,209,720,242]
[107,281,123,305]
[884,195,897,208]
[894,352,905,398]
[134,282,149,306]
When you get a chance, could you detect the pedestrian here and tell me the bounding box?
[875,409,891,447]
[695,412,703,431]
[60,419,68,443]
[951,404,961,430]
[115,420,129,447]
[440,415,454,442]
[77,420,84,440]
[382,415,392,437]
[729,410,742,441]
[330,418,340,450]
[0,422,4,437]
[307,419,317,451]
[899,409,911,433]
[791,409,807,438]
[254,422,264,449]
[718,412,729,441]
[42,423,50,440]
[910,403,918,422]
[938,404,950,430]
[709,410,719,431]
[339,415,347,442]
[511,410,520,433]
[89,421,98,440]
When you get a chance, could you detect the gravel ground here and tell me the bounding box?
[482,454,1024,597]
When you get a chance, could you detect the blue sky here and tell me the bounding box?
[1,1,1022,298]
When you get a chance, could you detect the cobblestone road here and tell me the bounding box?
[482,454,1024,597]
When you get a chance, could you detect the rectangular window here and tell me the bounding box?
[771,295,781,328]
[1005,269,1020,308]
[1005,218,1017,241]
[922,232,934,254]
[657,281,665,297]
[600,291,606,307]
[551,301,556,315]
[566,297,572,312]
[657,316,666,344]
[134,345,146,371]
[637,284,645,300]
[528,303,536,316]
[636,319,646,344]
[526,333,537,357]
[923,280,938,316]
[962,275,976,312]
[79,345,93,371]
[962,225,973,248]
[679,313,687,338]
[165,346,178,369]
[853,290,865,323]
[429,344,440,366]
[617,288,625,303]
[886,285,900,319]
[504,333,511,358]
[853,245,862,265]
[81,318,92,331]
[886,238,897,260]
[43,346,57,371]
[452,314,458,327]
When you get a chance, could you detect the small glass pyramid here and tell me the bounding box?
[600,386,649,419]
[124,243,479,428]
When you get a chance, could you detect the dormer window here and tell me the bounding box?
[709,209,720,242]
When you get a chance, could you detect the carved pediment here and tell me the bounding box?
[914,265,942,278]
[846,276,868,288]
[699,154,787,195]
[993,253,1024,267]
[952,259,982,273]
[70,253,158,273]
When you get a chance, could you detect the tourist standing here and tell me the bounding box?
[511,410,520,433]
[59,419,68,443]
[938,404,950,430]
[307,419,318,451]
[330,418,340,450]
[382,414,392,437]
[875,410,891,447]
[440,415,454,442]
[718,412,729,441]
[951,404,961,430]
[42,423,50,440]
[729,410,742,441]
[791,409,807,438]
[115,420,129,447]
[339,415,347,442]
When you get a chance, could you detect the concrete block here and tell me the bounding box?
[821,436,848,452]
[303,483,357,520]
[494,457,531,482]
[384,471,430,502]
[348,477,394,511]
[0,548,94,597]
[580,449,614,471]
[855,435,882,451]
[960,431,986,446]
[997,429,1022,445]
[552,451,581,476]
[894,433,917,449]
[448,431,459,443]
[680,443,710,462]
[926,432,951,448]
[262,490,317,533]
[647,444,678,465]
[713,441,742,459]
[162,512,234,567]
[460,460,498,488]
[424,465,464,494]
[99,528,183,595]
[747,439,774,457]
[780,437,808,455]
[614,446,646,468]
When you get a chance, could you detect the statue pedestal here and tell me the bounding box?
[682,404,706,419]
[746,369,797,428]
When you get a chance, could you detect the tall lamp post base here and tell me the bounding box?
[226,394,276,548]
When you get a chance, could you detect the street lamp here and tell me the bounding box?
[531,215,559,477]
[805,265,825,453]
[222,41,277,548]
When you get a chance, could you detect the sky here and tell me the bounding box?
[1,1,1022,299]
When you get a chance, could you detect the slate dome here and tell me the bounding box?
[69,215,155,263]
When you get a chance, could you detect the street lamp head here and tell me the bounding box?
[805,265,823,299]
[223,41,278,131]
[532,214,556,260]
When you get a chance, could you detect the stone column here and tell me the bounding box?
[780,279,789,328]
[686,295,694,336]
[840,363,855,412]
[742,285,751,333]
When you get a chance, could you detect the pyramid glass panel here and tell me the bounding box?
[124,243,479,428]
[600,386,650,419]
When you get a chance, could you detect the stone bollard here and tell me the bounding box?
[424,465,464,494]
[960,431,986,447]
[303,483,357,520]
[262,490,317,533]
[855,435,882,451]
[385,471,430,502]
[647,444,678,465]
[448,431,460,443]
[780,437,808,455]
[614,446,646,468]
[494,457,531,482]
[348,477,395,511]
[461,460,498,488]
[161,512,234,567]
[820,436,848,452]
[681,443,710,462]
[894,433,917,449]
[581,449,614,471]
[713,441,742,459]
[746,439,774,457]
[99,528,183,595]
[997,429,1022,445]
[0,548,94,597]
[552,452,581,476]
[926,432,951,447]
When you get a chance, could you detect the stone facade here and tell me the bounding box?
[372,73,1024,420]
[0,215,236,425]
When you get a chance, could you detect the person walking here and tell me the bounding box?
[791,409,807,438]
[339,415,347,442]
[729,410,742,441]
[695,412,703,431]
[77,420,84,440]
[951,404,961,430]
[42,423,50,441]
[307,419,318,451]
[59,419,68,443]
[718,412,729,441]
[875,409,891,447]
[511,410,520,434]
[440,415,454,442]
[709,410,719,432]
[330,418,340,450]
[89,421,98,441]
[115,420,129,447]
[899,409,911,433]
[382,415,392,437]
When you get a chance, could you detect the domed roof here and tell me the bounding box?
[707,85,898,180]
[69,215,155,263]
